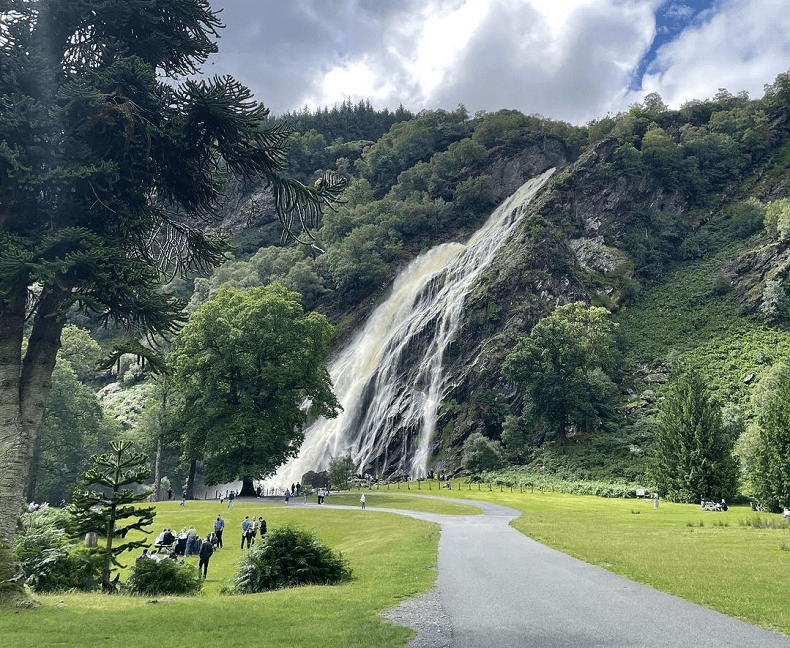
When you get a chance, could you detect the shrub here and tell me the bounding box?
[14,508,101,592]
[126,558,202,596]
[230,525,351,593]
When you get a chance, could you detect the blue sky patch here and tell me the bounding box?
[630,1,721,91]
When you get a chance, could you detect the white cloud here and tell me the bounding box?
[639,0,790,108]
[205,0,790,124]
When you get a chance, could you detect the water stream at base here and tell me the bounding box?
[271,168,555,488]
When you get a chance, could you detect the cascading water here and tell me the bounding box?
[273,168,555,487]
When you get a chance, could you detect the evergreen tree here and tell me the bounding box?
[0,0,344,585]
[753,363,790,512]
[69,441,155,592]
[649,368,738,503]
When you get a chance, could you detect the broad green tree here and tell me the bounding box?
[0,0,343,587]
[752,363,790,511]
[649,368,738,503]
[169,285,340,495]
[503,302,619,441]
[328,455,355,490]
[462,432,503,472]
[69,441,155,592]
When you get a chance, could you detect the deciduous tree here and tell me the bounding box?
[503,302,619,442]
[169,285,340,495]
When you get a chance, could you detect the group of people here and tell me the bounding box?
[143,527,215,578]
[240,515,267,548]
[701,499,728,511]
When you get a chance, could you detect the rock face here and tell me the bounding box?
[430,137,688,467]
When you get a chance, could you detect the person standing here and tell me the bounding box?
[227,490,235,508]
[653,492,660,509]
[180,489,187,506]
[214,515,225,548]
[360,493,366,510]
[198,534,214,578]
[258,517,267,539]
[241,516,251,549]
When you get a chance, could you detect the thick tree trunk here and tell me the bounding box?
[239,477,256,497]
[0,293,63,586]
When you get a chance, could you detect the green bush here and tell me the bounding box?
[126,558,202,596]
[14,508,101,592]
[230,525,351,593]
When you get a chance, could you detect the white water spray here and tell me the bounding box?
[273,168,555,487]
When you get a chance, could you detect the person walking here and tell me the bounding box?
[198,534,214,578]
[360,493,366,510]
[180,489,187,506]
[213,515,225,548]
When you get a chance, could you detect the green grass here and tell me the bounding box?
[5,489,790,643]
[326,491,481,514]
[0,500,439,648]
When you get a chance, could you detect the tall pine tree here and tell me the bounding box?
[649,368,738,503]
[753,363,790,512]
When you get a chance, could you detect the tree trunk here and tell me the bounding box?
[0,292,63,586]
[186,459,197,499]
[239,477,256,497]
[153,435,162,501]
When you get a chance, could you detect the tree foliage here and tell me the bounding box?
[503,302,619,441]
[648,369,738,503]
[169,285,340,489]
[752,363,790,511]
[327,455,355,490]
[462,432,503,472]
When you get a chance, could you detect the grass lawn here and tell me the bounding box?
[0,500,439,648]
[5,485,790,644]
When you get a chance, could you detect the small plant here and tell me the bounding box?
[126,558,202,596]
[229,524,351,593]
[631,510,641,515]
[739,516,790,529]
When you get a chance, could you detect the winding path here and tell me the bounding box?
[363,498,790,648]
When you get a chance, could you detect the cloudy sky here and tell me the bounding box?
[201,0,790,125]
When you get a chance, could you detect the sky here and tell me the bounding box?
[199,0,790,125]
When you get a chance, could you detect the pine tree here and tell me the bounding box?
[69,441,155,592]
[649,369,738,503]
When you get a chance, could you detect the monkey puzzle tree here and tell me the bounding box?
[69,440,155,592]
[0,0,344,590]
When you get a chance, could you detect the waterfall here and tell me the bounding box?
[273,168,555,487]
